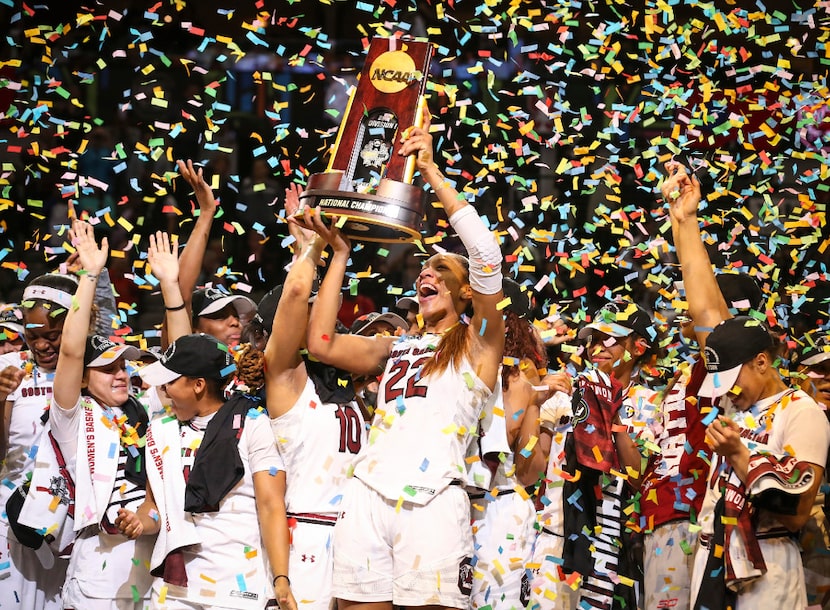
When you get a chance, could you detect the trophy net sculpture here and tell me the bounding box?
[299,37,433,242]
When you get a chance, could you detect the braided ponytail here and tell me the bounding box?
[235,343,266,392]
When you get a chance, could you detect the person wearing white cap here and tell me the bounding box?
[571,298,661,607]
[116,230,296,610]
[624,159,770,610]
[45,219,154,610]
[190,286,256,348]
[662,161,830,609]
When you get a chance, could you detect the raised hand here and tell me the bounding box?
[284,183,317,252]
[147,231,180,285]
[290,206,351,257]
[661,161,702,224]
[177,159,216,217]
[397,105,434,174]
[69,219,108,276]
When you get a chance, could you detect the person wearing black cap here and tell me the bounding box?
[116,231,296,610]
[262,183,367,610]
[298,110,505,610]
[620,164,774,610]
[693,317,829,608]
[624,270,766,610]
[45,219,154,609]
[663,161,830,610]
[243,271,320,354]
[242,286,282,352]
[0,303,25,354]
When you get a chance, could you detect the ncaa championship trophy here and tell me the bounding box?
[299,37,433,242]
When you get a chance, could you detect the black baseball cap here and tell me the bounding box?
[577,300,656,346]
[715,273,764,314]
[84,335,142,368]
[794,329,830,367]
[700,316,774,398]
[192,287,256,318]
[0,304,24,336]
[139,333,237,386]
[502,278,532,319]
[253,281,318,333]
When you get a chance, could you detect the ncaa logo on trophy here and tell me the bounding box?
[299,37,433,242]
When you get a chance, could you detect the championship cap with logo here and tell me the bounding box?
[191,286,256,319]
[84,335,142,368]
[699,316,774,398]
[502,278,533,319]
[577,300,656,346]
[794,329,830,367]
[349,312,408,336]
[0,304,24,336]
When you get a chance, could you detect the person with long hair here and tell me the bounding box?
[298,110,505,610]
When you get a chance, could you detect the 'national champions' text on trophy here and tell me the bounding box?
[298,37,433,242]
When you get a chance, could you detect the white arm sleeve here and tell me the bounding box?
[448,205,503,295]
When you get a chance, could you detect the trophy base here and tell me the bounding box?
[298,172,424,243]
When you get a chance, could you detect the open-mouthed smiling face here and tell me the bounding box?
[415,253,470,332]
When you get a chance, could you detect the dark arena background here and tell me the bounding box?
[0,0,827,350]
